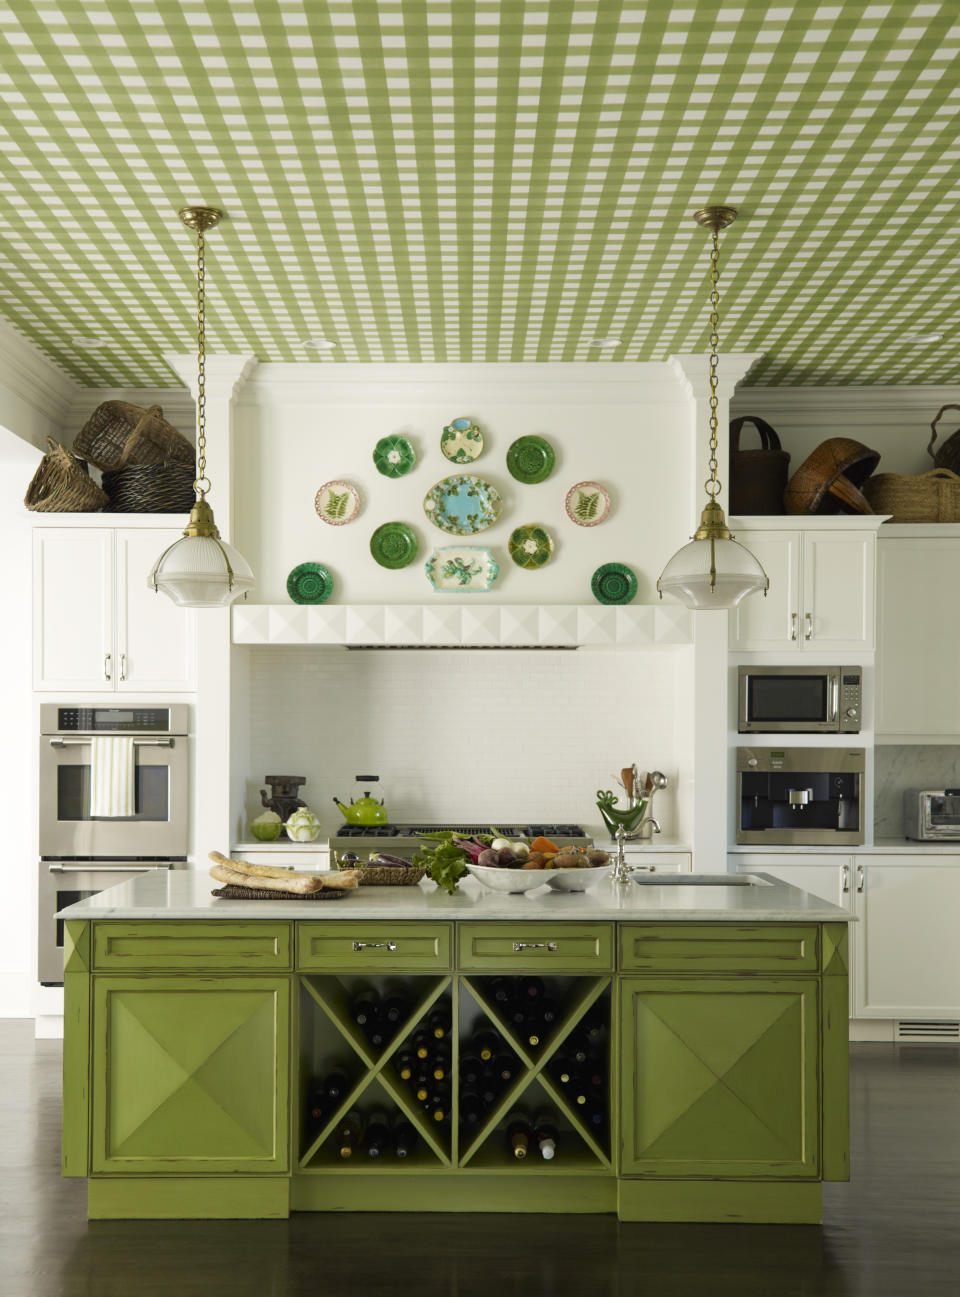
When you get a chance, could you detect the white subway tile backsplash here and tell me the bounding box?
[244,646,678,837]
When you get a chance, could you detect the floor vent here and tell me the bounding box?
[895,1020,960,1042]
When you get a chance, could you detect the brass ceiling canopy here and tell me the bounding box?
[178,206,224,234]
[693,205,738,234]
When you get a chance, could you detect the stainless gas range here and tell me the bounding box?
[332,822,592,859]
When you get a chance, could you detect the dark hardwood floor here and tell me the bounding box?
[2,1022,958,1296]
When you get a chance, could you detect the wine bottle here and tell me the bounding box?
[491,1052,515,1084]
[478,1072,499,1107]
[504,998,527,1029]
[413,1072,431,1103]
[306,1084,327,1124]
[459,1091,484,1128]
[518,976,545,1001]
[427,1086,450,1123]
[365,1109,391,1159]
[428,1006,451,1040]
[381,985,410,1025]
[552,1054,574,1086]
[335,1110,363,1159]
[365,1019,386,1050]
[392,1116,418,1159]
[539,997,559,1026]
[506,1113,533,1160]
[471,1021,500,1062]
[534,1112,559,1161]
[395,1051,414,1082]
[459,1052,482,1087]
[350,987,380,1028]
[489,976,514,1005]
[430,1048,450,1082]
[411,1029,431,1061]
[323,1065,351,1103]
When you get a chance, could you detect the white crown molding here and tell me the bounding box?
[0,317,77,431]
[670,353,766,402]
[163,352,258,402]
[731,385,960,425]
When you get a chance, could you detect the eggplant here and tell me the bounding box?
[370,852,411,868]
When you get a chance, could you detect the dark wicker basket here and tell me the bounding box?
[102,461,196,513]
[24,438,108,512]
[73,402,194,471]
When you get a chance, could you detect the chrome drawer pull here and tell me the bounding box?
[352,940,397,952]
[513,941,557,953]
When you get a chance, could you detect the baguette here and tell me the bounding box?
[210,861,325,895]
[208,850,360,891]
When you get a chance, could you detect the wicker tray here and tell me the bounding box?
[212,883,349,901]
[338,865,426,887]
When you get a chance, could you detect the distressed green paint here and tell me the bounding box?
[617,1180,822,1225]
[619,977,820,1179]
[297,922,452,971]
[620,924,819,974]
[93,922,292,972]
[88,1177,291,1221]
[458,923,614,972]
[821,923,849,979]
[821,931,851,1183]
[62,921,91,1177]
[292,1173,618,1215]
[91,976,290,1175]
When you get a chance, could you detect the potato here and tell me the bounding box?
[522,858,545,870]
[587,849,610,867]
[525,851,547,868]
[554,851,583,869]
[477,848,500,868]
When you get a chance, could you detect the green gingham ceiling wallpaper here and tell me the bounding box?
[0,1,958,387]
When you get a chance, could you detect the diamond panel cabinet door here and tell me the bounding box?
[91,977,290,1175]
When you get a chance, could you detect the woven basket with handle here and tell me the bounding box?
[863,468,960,524]
[728,416,791,515]
[24,438,108,512]
[73,402,194,472]
[927,404,960,475]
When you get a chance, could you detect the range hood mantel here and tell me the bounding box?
[232,603,693,649]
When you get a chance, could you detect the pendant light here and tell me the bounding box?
[148,207,255,607]
[657,207,769,609]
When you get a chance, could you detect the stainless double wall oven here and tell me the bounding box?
[39,704,189,983]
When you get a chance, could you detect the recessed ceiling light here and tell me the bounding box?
[588,337,622,348]
[902,332,943,344]
[71,335,108,350]
[302,337,337,351]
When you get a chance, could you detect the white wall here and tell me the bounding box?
[240,644,682,840]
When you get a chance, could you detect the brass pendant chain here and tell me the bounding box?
[194,227,209,500]
[706,227,721,501]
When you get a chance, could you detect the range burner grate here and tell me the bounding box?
[335,824,400,837]
[334,822,588,839]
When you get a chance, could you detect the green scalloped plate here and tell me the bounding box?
[591,562,638,605]
[286,562,334,604]
[373,435,416,478]
[370,521,419,569]
[508,524,554,570]
[506,435,555,484]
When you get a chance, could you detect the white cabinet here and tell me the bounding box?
[33,527,196,692]
[625,851,692,875]
[876,535,960,736]
[730,529,875,652]
[853,857,960,1019]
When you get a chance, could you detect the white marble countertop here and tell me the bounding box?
[57,868,852,923]
[730,839,960,856]
[231,833,692,855]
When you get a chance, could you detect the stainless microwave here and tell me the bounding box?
[738,666,862,734]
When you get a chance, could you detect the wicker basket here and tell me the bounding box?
[73,402,194,472]
[927,404,960,474]
[102,461,197,513]
[863,468,960,524]
[335,858,426,887]
[24,438,108,513]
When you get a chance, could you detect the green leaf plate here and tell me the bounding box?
[315,479,360,526]
[591,562,638,605]
[441,417,484,464]
[373,435,416,478]
[506,435,555,484]
[508,523,554,570]
[565,480,611,527]
[286,562,334,604]
[370,521,419,569]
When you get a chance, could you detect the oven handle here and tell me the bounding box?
[48,738,174,748]
[47,864,169,874]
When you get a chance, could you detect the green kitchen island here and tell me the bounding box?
[58,870,851,1223]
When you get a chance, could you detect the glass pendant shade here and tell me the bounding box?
[148,531,254,608]
[657,534,769,609]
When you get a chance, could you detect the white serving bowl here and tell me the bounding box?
[544,864,613,892]
[465,862,550,894]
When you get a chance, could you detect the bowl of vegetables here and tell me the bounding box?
[410,830,538,895]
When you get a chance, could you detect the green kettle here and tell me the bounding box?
[333,775,389,825]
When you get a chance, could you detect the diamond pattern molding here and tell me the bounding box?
[1,2,957,387]
[232,602,693,645]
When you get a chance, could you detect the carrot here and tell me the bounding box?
[530,836,560,855]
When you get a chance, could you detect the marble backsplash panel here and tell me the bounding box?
[875,745,960,836]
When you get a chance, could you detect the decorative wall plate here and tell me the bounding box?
[423,474,503,535]
[425,546,499,593]
[506,435,555,484]
[508,524,554,569]
[373,435,416,478]
[315,479,360,525]
[286,562,333,604]
[565,480,611,527]
[370,521,419,569]
[591,562,638,604]
[441,417,484,464]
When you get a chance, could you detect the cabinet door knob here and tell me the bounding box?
[856,864,865,893]
[352,940,397,952]
[790,612,798,641]
[120,653,127,682]
[103,653,112,681]
[513,941,557,952]
[804,612,813,640]
[841,864,850,893]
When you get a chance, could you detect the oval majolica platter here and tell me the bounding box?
[425,546,499,593]
[422,474,503,536]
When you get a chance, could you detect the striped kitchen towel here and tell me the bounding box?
[89,736,135,818]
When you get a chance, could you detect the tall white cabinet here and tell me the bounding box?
[33,524,197,692]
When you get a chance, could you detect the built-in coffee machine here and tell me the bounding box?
[736,747,865,846]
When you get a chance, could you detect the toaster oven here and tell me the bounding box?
[903,790,960,841]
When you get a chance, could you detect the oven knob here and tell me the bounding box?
[846,707,858,718]
[747,757,758,767]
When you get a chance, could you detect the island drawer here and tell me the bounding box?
[297,922,452,971]
[620,924,820,973]
[457,923,614,971]
[92,922,292,971]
